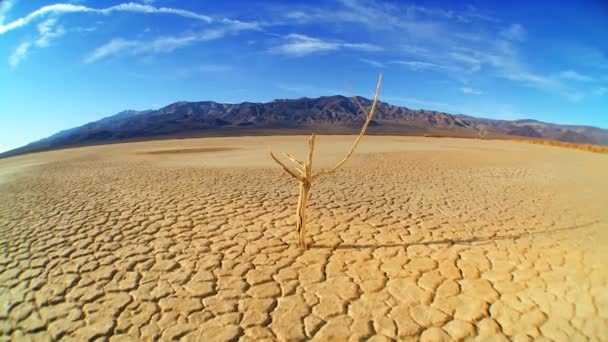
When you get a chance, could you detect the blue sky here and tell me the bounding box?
[0,0,607,152]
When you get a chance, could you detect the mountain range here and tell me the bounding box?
[2,95,607,158]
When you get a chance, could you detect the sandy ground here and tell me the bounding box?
[0,136,607,341]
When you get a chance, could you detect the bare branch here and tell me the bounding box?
[313,73,382,180]
[347,83,370,119]
[268,74,382,249]
[269,148,305,181]
[296,134,316,248]
[306,134,315,176]
[282,153,306,171]
[352,95,370,120]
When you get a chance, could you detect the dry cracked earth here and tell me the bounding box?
[0,136,607,341]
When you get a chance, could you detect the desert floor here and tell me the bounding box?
[0,136,607,341]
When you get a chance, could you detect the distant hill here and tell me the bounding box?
[2,95,607,158]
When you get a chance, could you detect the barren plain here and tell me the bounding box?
[1,136,607,341]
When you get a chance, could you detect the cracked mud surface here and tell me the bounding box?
[1,136,607,341]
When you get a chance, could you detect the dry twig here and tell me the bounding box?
[269,74,383,248]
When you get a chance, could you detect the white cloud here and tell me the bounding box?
[359,58,384,68]
[405,3,500,23]
[276,1,579,101]
[500,23,527,41]
[269,34,381,56]
[2,0,597,106]
[274,1,593,102]
[85,38,137,63]
[35,18,66,47]
[1,4,91,35]
[461,4,500,23]
[269,34,337,55]
[9,42,31,67]
[85,29,227,63]
[461,87,483,95]
[0,0,16,25]
[500,70,557,89]
[0,2,258,35]
[496,67,588,101]
[438,46,593,101]
[342,42,382,51]
[448,52,481,71]
[8,18,65,67]
[558,70,594,82]
[276,0,496,43]
[107,3,214,23]
[281,0,497,27]
[391,60,437,71]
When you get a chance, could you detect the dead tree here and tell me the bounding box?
[269,74,383,248]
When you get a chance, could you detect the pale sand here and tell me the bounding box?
[0,136,607,341]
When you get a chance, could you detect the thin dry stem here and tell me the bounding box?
[347,83,371,120]
[295,134,316,248]
[269,74,382,248]
[268,149,304,181]
[282,153,306,171]
[313,73,382,180]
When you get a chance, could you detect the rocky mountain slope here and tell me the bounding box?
[3,95,607,158]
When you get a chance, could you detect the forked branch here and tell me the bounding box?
[268,74,383,248]
[269,149,305,181]
[282,153,306,171]
[313,73,383,180]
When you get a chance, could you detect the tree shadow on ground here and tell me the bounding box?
[310,220,600,250]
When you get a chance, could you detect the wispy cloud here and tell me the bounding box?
[500,70,558,90]
[0,2,258,35]
[0,0,16,25]
[85,39,137,63]
[558,70,594,82]
[403,3,499,23]
[9,18,65,67]
[391,60,438,71]
[448,52,481,71]
[274,2,531,80]
[282,0,497,30]
[495,65,588,101]
[269,34,381,56]
[85,29,227,63]
[359,58,384,68]
[500,23,527,41]
[461,87,483,95]
[9,42,30,67]
[436,45,594,101]
[35,18,65,47]
[3,0,602,108]
[274,0,597,103]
